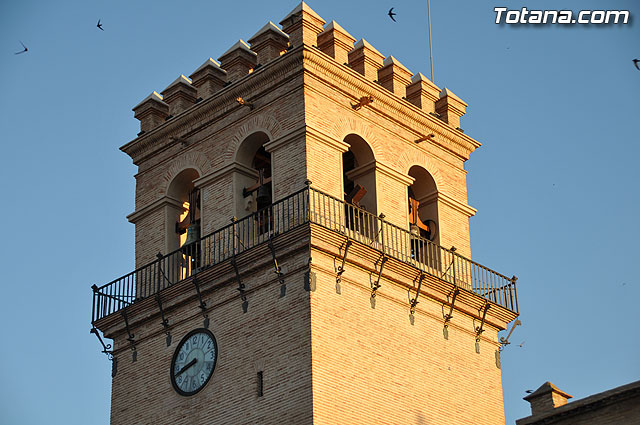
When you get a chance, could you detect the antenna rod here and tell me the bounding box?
[427,0,434,82]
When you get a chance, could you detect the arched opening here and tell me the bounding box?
[167,168,201,276]
[342,134,377,238]
[407,165,439,268]
[407,166,439,242]
[235,131,273,233]
[342,134,376,212]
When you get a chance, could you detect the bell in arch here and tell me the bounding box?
[408,190,437,242]
[176,188,201,246]
[256,183,271,206]
[184,223,200,246]
[243,168,272,209]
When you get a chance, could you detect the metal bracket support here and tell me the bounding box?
[155,293,171,346]
[335,238,352,294]
[90,327,113,361]
[499,319,522,351]
[304,257,316,292]
[91,304,117,377]
[193,276,209,328]
[443,287,460,327]
[474,302,491,353]
[268,238,286,297]
[408,273,425,325]
[475,302,491,341]
[121,307,137,362]
[371,254,388,299]
[232,258,248,313]
[442,286,460,339]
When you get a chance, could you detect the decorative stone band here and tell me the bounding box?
[421,190,477,218]
[262,124,307,153]
[346,160,414,187]
[193,162,258,189]
[305,125,350,153]
[127,196,185,224]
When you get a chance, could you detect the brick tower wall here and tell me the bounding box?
[108,237,314,424]
[309,242,506,425]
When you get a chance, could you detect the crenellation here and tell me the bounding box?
[132,91,169,133]
[248,21,289,65]
[218,40,258,82]
[406,72,440,114]
[435,87,467,129]
[348,38,385,82]
[160,75,198,117]
[377,55,413,98]
[189,58,227,100]
[279,2,325,49]
[317,20,356,66]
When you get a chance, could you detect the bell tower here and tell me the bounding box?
[90,3,519,424]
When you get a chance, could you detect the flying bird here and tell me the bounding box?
[388,8,397,22]
[525,390,534,394]
[634,59,639,71]
[15,41,28,55]
[97,19,104,31]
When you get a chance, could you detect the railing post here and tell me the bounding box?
[91,284,99,324]
[450,246,457,286]
[511,275,519,313]
[304,180,312,223]
[156,252,163,294]
[231,216,238,255]
[378,213,386,254]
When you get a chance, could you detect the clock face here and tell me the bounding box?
[170,329,218,396]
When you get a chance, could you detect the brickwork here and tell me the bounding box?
[105,232,314,425]
[302,45,476,256]
[125,62,305,266]
[98,3,517,424]
[309,242,506,425]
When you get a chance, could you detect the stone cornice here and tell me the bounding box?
[194,162,257,188]
[418,190,476,217]
[438,191,477,217]
[263,124,307,152]
[376,161,414,186]
[121,47,305,166]
[305,125,350,153]
[301,47,481,161]
[127,195,183,224]
[346,160,414,187]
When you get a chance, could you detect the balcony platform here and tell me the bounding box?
[92,186,518,333]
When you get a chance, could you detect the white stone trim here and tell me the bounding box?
[127,196,184,224]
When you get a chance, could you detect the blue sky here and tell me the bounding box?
[0,1,638,424]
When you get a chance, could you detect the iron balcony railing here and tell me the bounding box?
[92,186,518,323]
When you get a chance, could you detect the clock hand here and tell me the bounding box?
[175,358,198,377]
